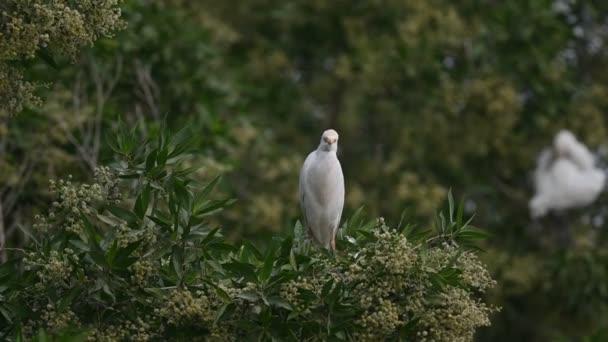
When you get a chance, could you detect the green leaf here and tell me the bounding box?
[396,208,408,232]
[289,249,298,271]
[457,227,490,241]
[268,296,293,311]
[398,317,420,338]
[172,247,184,280]
[107,206,139,225]
[145,148,158,172]
[326,282,342,309]
[157,146,168,167]
[194,198,237,217]
[447,188,455,221]
[223,261,258,283]
[279,237,293,259]
[0,304,13,323]
[196,175,222,203]
[456,197,465,228]
[265,273,294,289]
[430,267,463,289]
[102,281,116,302]
[36,49,58,69]
[403,224,430,243]
[0,259,18,280]
[69,239,89,252]
[106,240,119,266]
[173,178,192,209]
[89,248,107,268]
[96,213,122,226]
[58,288,82,311]
[346,206,365,233]
[238,290,260,302]
[214,285,231,302]
[202,227,221,245]
[134,185,151,220]
[321,278,334,297]
[241,241,262,261]
[214,303,230,325]
[168,132,193,158]
[81,214,98,243]
[113,240,142,269]
[81,215,107,267]
[117,173,140,179]
[259,247,275,283]
[149,167,167,181]
[148,211,171,231]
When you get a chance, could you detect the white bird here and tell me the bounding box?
[299,129,345,251]
[554,130,595,170]
[530,130,606,218]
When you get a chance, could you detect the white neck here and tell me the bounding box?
[318,144,338,153]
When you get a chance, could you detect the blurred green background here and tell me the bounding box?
[3,0,608,340]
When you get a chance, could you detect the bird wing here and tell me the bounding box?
[331,160,345,236]
[568,141,595,170]
[533,149,554,194]
[299,152,322,245]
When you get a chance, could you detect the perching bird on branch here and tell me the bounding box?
[299,129,345,251]
[530,130,606,218]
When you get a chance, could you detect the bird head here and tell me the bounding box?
[554,129,577,158]
[319,129,339,152]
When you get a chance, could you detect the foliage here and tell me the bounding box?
[483,211,608,341]
[0,0,126,117]
[189,2,608,339]
[3,0,608,340]
[0,129,495,341]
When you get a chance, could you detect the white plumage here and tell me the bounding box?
[530,130,606,218]
[299,129,345,251]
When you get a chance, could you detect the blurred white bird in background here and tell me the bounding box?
[299,129,345,251]
[530,130,606,218]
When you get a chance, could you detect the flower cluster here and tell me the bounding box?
[278,219,497,341]
[356,299,402,341]
[279,275,324,313]
[40,305,79,335]
[86,318,152,342]
[115,223,135,247]
[33,167,119,234]
[417,288,493,342]
[206,325,238,342]
[156,288,214,325]
[23,249,77,290]
[21,304,79,338]
[130,260,155,287]
[0,63,42,115]
[0,0,125,116]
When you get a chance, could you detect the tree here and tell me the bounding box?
[0,0,125,117]
[0,127,496,341]
[3,0,608,339]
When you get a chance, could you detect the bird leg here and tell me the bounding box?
[304,238,311,256]
[330,236,336,252]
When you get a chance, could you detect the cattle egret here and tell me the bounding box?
[530,130,606,218]
[299,129,345,251]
